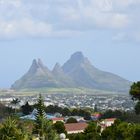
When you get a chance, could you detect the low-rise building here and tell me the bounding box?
[51,117,64,124]
[101,118,116,127]
[64,123,88,134]
[100,118,116,131]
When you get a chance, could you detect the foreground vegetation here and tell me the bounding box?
[0,81,140,139]
[0,115,140,140]
[68,120,140,140]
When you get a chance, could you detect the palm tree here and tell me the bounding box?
[11,98,20,113]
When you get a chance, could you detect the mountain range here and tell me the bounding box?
[11,52,131,92]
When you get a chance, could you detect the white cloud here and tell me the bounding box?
[109,14,129,28]
[112,32,128,41]
[0,0,139,39]
[0,19,52,39]
[0,0,21,7]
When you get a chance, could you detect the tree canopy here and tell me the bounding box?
[21,101,33,115]
[130,81,140,100]
[101,120,140,140]
[53,121,66,134]
[0,117,30,140]
[130,81,140,115]
[33,94,60,140]
[66,117,78,123]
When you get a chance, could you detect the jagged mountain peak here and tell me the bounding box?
[11,51,131,92]
[26,58,50,77]
[52,63,63,74]
[38,58,44,68]
[71,51,84,60]
[70,51,90,63]
[31,58,45,67]
[53,62,61,69]
[62,51,91,73]
[32,59,38,66]
[28,59,39,74]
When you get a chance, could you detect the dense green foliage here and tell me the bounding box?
[101,110,125,120]
[45,105,91,120]
[71,109,91,120]
[0,92,140,140]
[21,102,33,115]
[66,117,78,123]
[53,121,67,134]
[130,81,140,115]
[130,81,140,100]
[0,117,30,140]
[135,101,140,115]
[68,120,140,140]
[33,94,60,140]
[33,94,46,138]
[84,122,101,140]
[0,103,14,119]
[101,120,140,140]
[68,133,85,140]
[0,116,140,140]
[101,110,140,123]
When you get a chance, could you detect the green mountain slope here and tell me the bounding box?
[62,52,131,92]
[11,52,131,92]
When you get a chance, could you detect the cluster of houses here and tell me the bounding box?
[20,109,116,136]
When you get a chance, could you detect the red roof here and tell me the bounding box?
[92,113,101,117]
[65,123,88,132]
[51,117,64,121]
[105,118,116,121]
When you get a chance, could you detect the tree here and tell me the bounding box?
[130,81,140,100]
[62,107,71,116]
[101,120,140,140]
[68,133,85,140]
[94,104,98,112]
[130,81,140,115]
[101,110,127,121]
[33,94,60,140]
[53,121,66,134]
[134,125,140,140]
[41,119,60,140]
[0,117,29,140]
[66,117,78,123]
[71,109,79,116]
[0,103,14,119]
[33,94,47,139]
[11,98,20,106]
[71,108,91,120]
[21,101,33,115]
[45,105,63,115]
[135,101,140,115]
[11,98,20,113]
[84,122,101,140]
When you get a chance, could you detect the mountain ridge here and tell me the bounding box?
[11,52,131,92]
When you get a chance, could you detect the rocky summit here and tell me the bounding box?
[11,52,131,92]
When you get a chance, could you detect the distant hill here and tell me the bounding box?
[11,52,131,92]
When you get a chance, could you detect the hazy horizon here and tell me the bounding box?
[0,0,140,88]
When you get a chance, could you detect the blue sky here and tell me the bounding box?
[0,0,140,88]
